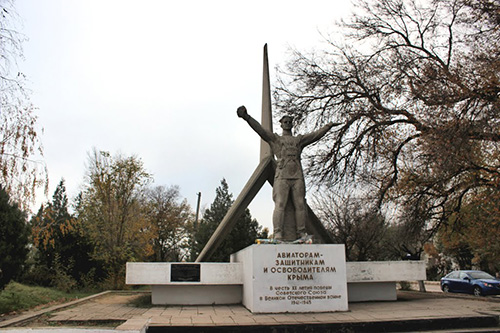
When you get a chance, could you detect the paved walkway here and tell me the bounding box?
[1,290,499,332]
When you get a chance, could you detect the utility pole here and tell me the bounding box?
[194,192,201,230]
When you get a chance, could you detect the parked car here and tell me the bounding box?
[441,270,500,296]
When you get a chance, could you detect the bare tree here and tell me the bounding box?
[313,190,389,261]
[276,0,499,237]
[145,185,193,262]
[0,0,46,208]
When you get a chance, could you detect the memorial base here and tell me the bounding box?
[151,285,242,305]
[230,244,348,313]
[126,247,426,313]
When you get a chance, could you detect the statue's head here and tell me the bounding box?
[279,115,294,131]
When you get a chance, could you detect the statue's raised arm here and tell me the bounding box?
[237,106,275,143]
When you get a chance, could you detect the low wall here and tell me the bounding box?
[346,261,426,302]
[126,260,426,304]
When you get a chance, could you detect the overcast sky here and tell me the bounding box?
[16,0,352,231]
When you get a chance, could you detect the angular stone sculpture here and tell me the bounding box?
[196,45,335,262]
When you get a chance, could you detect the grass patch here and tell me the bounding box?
[0,282,91,315]
[128,293,152,308]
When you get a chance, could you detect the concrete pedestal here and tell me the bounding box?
[230,244,348,313]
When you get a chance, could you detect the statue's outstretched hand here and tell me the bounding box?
[237,106,248,120]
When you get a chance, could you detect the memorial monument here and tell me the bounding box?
[125,45,426,313]
[195,44,349,312]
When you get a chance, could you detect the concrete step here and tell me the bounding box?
[146,314,500,332]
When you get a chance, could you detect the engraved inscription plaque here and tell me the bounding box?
[232,244,348,313]
[171,264,201,282]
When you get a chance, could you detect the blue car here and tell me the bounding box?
[441,270,500,296]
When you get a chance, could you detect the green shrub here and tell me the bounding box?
[78,268,100,292]
[51,254,77,292]
[20,264,53,287]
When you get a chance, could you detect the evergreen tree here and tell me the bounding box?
[30,179,101,289]
[192,179,262,262]
[0,186,29,289]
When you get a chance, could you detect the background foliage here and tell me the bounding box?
[190,179,266,262]
[0,186,28,290]
[276,0,499,273]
